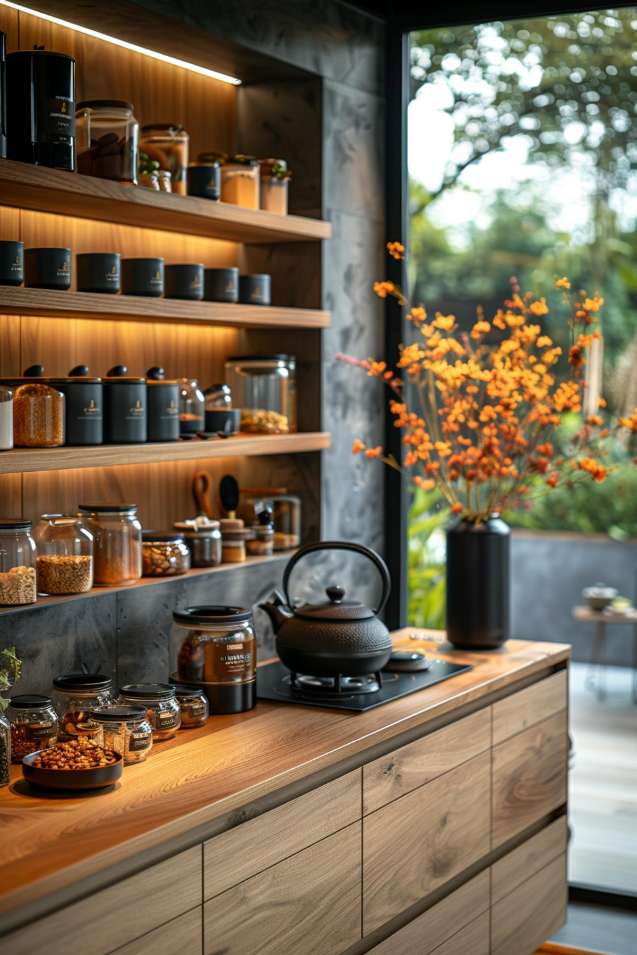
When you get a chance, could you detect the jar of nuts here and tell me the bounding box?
[35,514,94,595]
[142,531,190,577]
[0,519,37,606]
[7,694,58,762]
[52,673,115,739]
[118,684,181,740]
[90,705,153,764]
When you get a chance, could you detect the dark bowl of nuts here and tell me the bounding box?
[22,738,123,790]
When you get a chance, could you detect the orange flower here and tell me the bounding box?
[373,281,395,299]
[433,312,456,332]
[568,345,584,369]
[470,319,491,340]
[546,474,559,488]
[451,503,463,514]
[387,241,405,260]
[529,298,549,317]
[365,446,383,459]
[576,457,607,482]
[352,438,365,454]
[555,277,571,290]
[619,409,637,433]
[408,306,427,323]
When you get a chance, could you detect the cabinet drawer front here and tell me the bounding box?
[365,870,489,955]
[204,769,360,899]
[491,854,567,955]
[427,912,489,955]
[493,671,567,744]
[112,908,202,955]
[493,710,567,847]
[203,822,361,955]
[363,708,491,814]
[5,846,202,955]
[492,816,568,904]
[363,751,491,935]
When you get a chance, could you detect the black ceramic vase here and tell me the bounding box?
[445,513,510,650]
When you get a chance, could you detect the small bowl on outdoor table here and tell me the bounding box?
[582,583,617,613]
[22,740,123,791]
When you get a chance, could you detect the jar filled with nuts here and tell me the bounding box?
[7,694,58,762]
[0,519,37,606]
[52,673,115,739]
[118,684,181,740]
[90,705,153,764]
[142,531,190,577]
[35,514,94,595]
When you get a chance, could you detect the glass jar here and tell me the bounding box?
[35,514,94,595]
[90,704,153,764]
[0,520,37,606]
[0,387,13,451]
[53,673,115,738]
[141,124,189,196]
[142,531,190,577]
[178,378,205,435]
[259,159,291,215]
[78,504,142,586]
[13,382,65,447]
[204,383,232,410]
[0,712,10,787]
[220,155,259,209]
[158,169,172,193]
[119,684,181,740]
[172,606,256,714]
[8,694,58,762]
[220,519,253,564]
[174,518,222,567]
[171,684,209,728]
[246,511,274,557]
[225,355,296,434]
[76,100,139,184]
[272,495,302,550]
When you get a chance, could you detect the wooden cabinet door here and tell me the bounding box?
[111,908,202,955]
[491,816,568,904]
[363,751,491,935]
[203,822,361,955]
[491,854,567,955]
[493,671,567,744]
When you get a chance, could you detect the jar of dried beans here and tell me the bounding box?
[76,100,139,184]
[118,684,181,740]
[52,673,115,739]
[78,504,142,586]
[8,694,58,762]
[13,382,65,447]
[0,519,37,606]
[35,514,94,595]
[142,531,190,577]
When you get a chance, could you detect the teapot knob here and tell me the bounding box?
[326,585,345,604]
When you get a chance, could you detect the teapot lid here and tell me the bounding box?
[295,586,375,621]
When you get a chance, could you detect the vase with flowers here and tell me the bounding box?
[339,243,637,649]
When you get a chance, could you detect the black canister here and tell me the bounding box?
[203,267,239,303]
[164,264,204,301]
[239,273,271,306]
[0,33,6,158]
[24,247,71,290]
[146,366,180,442]
[77,253,120,294]
[52,366,103,446]
[0,241,23,286]
[6,50,75,170]
[187,163,220,200]
[121,258,164,297]
[103,365,147,443]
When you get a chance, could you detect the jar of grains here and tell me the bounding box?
[118,684,181,740]
[35,514,94,594]
[90,704,153,764]
[8,694,58,762]
[53,673,115,739]
[171,684,209,728]
[13,382,65,447]
[78,504,142,586]
[0,519,37,606]
[141,531,190,577]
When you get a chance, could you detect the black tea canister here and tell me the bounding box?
[239,273,271,306]
[164,264,204,301]
[53,365,103,446]
[121,257,164,297]
[24,248,71,289]
[6,50,76,170]
[187,163,220,200]
[146,366,180,442]
[0,241,23,286]
[203,267,239,304]
[77,253,120,294]
[103,365,147,443]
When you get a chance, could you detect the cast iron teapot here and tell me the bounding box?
[260,541,392,677]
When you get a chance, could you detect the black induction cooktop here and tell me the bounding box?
[256,659,473,712]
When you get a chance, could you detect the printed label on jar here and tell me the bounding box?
[184,700,206,716]
[46,96,75,137]
[31,722,56,740]
[129,731,152,752]
[156,710,180,728]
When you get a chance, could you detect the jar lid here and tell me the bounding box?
[260,158,291,179]
[142,122,186,133]
[15,382,64,398]
[79,504,138,513]
[189,160,220,169]
[67,365,102,382]
[9,50,75,62]
[198,151,227,164]
[142,531,185,543]
[146,366,177,385]
[170,684,205,698]
[0,518,32,530]
[9,694,53,709]
[227,154,258,167]
[120,683,176,700]
[53,673,113,691]
[173,605,252,625]
[105,364,145,384]
[226,355,293,363]
[90,705,148,722]
[77,99,134,111]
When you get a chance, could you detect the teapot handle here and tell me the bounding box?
[282,540,391,615]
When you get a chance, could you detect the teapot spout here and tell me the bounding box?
[259,590,293,634]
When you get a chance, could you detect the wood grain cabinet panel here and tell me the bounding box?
[363,708,491,814]
[493,711,568,847]
[491,816,568,904]
[204,770,361,899]
[493,671,567,744]
[203,822,361,955]
[365,870,489,955]
[363,752,491,935]
[111,908,202,955]
[427,912,490,955]
[491,855,567,955]
[4,846,202,955]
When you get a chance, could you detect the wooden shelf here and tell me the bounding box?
[0,159,331,243]
[0,286,330,330]
[0,432,331,475]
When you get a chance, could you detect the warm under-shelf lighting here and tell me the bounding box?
[0,0,241,85]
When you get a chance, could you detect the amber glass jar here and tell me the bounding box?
[13,382,65,447]
[220,155,259,209]
[171,684,209,727]
[141,124,189,196]
[52,674,115,739]
[8,694,58,762]
[76,100,139,183]
[78,504,142,586]
[0,519,37,606]
[35,514,94,595]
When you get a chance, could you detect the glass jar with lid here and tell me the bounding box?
[0,386,12,451]
[170,684,209,728]
[13,382,65,447]
[78,504,142,586]
[76,100,139,184]
[118,684,181,740]
[246,509,274,557]
[174,518,222,567]
[0,519,37,606]
[140,124,189,196]
[35,514,94,595]
[52,673,115,738]
[220,155,259,209]
[259,159,291,215]
[142,531,190,577]
[172,605,256,714]
[178,378,205,435]
[0,712,9,787]
[90,704,153,764]
[272,495,302,550]
[7,694,58,762]
[225,355,296,434]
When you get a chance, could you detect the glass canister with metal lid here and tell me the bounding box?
[225,355,296,434]
[0,386,12,450]
[35,513,94,595]
[140,124,189,196]
[8,694,58,762]
[169,683,209,727]
[220,154,259,209]
[52,673,115,739]
[0,519,37,606]
[118,684,181,740]
[174,517,222,567]
[90,704,153,764]
[78,504,142,586]
[76,99,139,183]
[172,606,256,714]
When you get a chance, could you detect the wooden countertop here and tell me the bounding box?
[0,631,569,925]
